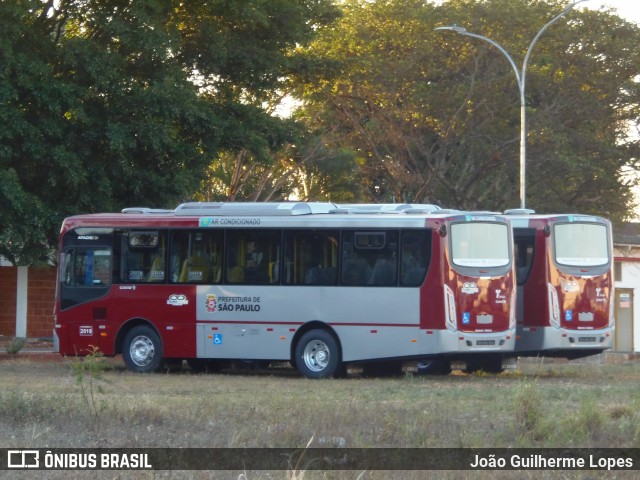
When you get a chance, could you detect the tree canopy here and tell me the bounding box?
[0,0,339,265]
[296,0,640,219]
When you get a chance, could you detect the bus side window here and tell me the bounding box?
[514,229,535,285]
[283,230,339,285]
[63,248,112,287]
[120,231,166,283]
[342,231,398,286]
[226,230,281,285]
[171,231,223,284]
[400,231,430,286]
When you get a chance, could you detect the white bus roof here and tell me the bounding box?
[122,202,447,217]
[337,203,441,214]
[111,202,510,226]
[172,202,339,216]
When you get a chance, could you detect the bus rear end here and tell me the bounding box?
[420,214,516,372]
[512,214,614,358]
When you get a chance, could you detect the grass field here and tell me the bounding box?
[1,354,639,479]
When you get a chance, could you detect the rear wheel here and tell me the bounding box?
[294,329,342,379]
[123,325,162,373]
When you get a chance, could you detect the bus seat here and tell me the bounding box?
[305,267,337,285]
[342,258,371,285]
[368,258,395,286]
[268,261,279,283]
[179,256,210,283]
[304,267,319,284]
[212,265,222,283]
[227,265,244,283]
[145,256,165,282]
[402,267,426,286]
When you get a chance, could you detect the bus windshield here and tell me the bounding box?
[451,223,510,268]
[554,223,609,266]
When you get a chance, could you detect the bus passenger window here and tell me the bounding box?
[226,230,281,285]
[400,231,430,286]
[120,231,166,283]
[170,230,223,284]
[342,231,398,286]
[283,231,339,285]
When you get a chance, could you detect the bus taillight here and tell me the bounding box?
[444,284,457,332]
[509,291,516,330]
[548,283,561,328]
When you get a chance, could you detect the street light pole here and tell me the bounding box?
[435,0,589,210]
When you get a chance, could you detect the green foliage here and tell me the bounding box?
[4,337,26,354]
[513,383,546,443]
[194,130,362,203]
[0,0,340,265]
[70,346,111,435]
[4,0,637,263]
[298,0,640,218]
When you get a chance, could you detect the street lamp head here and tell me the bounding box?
[434,25,468,34]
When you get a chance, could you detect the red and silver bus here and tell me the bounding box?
[54,202,516,378]
[508,211,614,358]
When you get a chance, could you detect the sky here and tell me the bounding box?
[585,1,640,24]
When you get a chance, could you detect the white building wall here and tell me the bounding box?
[614,246,640,352]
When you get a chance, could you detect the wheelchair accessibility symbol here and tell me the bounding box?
[213,334,223,345]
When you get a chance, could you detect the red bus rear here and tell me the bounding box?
[509,212,614,358]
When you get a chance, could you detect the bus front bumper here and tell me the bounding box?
[515,325,614,356]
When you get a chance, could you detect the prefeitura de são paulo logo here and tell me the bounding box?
[205,294,217,313]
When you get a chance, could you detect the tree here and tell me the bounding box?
[0,0,340,265]
[178,0,347,203]
[0,0,216,264]
[193,116,362,203]
[297,0,640,220]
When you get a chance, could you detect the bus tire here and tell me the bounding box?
[295,329,342,379]
[123,325,162,373]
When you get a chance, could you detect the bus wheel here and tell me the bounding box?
[123,326,162,373]
[295,330,342,379]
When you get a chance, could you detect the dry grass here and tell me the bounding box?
[1,355,639,479]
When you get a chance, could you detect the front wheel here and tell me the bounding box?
[294,329,342,379]
[123,325,162,373]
